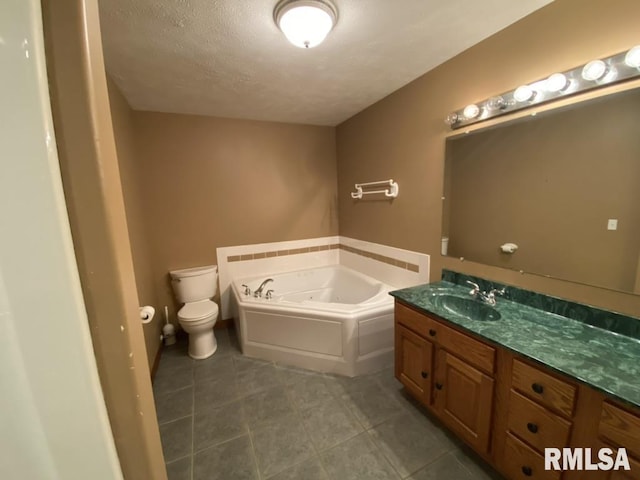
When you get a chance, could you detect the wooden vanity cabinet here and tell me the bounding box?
[394,301,495,454]
[394,299,640,480]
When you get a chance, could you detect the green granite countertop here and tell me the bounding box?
[390,281,640,409]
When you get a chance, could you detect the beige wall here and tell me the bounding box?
[43,0,167,478]
[445,89,640,292]
[131,111,338,319]
[107,79,163,369]
[337,0,640,317]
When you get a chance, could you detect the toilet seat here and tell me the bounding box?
[178,300,218,323]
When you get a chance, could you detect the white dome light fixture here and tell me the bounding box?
[275,0,337,49]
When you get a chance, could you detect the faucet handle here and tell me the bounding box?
[489,287,506,297]
[241,284,251,296]
[466,280,480,295]
[265,289,274,300]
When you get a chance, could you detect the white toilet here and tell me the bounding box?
[169,265,219,359]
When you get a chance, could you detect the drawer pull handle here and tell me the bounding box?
[531,383,544,394]
[435,382,443,390]
[526,422,538,434]
[521,466,533,477]
[429,329,436,337]
[421,371,428,379]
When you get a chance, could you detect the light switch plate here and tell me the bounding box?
[607,219,618,230]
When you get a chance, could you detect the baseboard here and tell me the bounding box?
[215,318,232,330]
[150,343,162,380]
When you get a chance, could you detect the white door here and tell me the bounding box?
[0,0,123,478]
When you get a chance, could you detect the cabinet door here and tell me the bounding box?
[608,455,640,480]
[395,324,433,406]
[600,443,640,480]
[435,349,494,453]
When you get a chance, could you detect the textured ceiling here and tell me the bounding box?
[99,0,553,126]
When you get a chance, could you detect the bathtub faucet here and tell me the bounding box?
[254,278,274,298]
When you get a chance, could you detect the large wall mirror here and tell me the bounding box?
[442,87,640,294]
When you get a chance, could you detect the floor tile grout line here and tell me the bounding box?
[320,372,371,433]
[362,426,404,480]
[164,453,191,466]
[402,449,455,480]
[192,430,250,456]
[246,366,323,479]
[157,412,194,427]
[246,428,263,480]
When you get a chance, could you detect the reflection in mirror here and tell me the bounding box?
[442,88,640,294]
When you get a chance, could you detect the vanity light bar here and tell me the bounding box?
[446,45,640,129]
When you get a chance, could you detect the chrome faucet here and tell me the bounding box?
[466,280,505,306]
[254,278,273,297]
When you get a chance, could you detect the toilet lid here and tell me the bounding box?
[178,300,218,321]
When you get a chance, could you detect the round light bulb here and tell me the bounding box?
[582,60,607,81]
[276,1,337,49]
[463,104,480,119]
[546,73,569,93]
[486,96,506,111]
[513,85,535,102]
[624,45,640,68]
[444,112,459,126]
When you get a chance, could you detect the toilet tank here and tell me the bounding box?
[170,265,218,303]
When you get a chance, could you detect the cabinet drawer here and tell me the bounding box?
[512,359,576,418]
[439,322,495,374]
[599,402,640,460]
[395,302,439,340]
[609,453,640,480]
[507,390,572,453]
[610,462,640,480]
[503,433,561,480]
[599,442,640,480]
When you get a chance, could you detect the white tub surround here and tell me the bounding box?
[232,266,395,377]
[217,236,429,320]
[338,236,429,288]
[217,236,340,320]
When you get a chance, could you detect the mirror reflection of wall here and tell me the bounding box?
[443,87,640,294]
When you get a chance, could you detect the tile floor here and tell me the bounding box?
[153,328,503,480]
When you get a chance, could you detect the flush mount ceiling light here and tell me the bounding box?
[275,0,337,49]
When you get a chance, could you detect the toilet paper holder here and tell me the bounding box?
[139,306,155,324]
